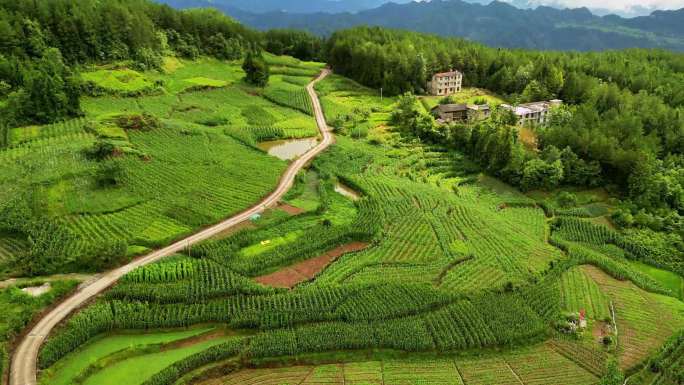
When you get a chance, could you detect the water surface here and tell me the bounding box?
[258,137,318,160]
[335,183,361,200]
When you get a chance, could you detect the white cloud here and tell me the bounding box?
[523,0,684,13]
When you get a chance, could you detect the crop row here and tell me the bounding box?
[648,330,684,385]
[141,338,245,385]
[121,257,198,284]
[559,266,611,320]
[9,117,88,146]
[40,282,548,369]
[0,236,28,260]
[108,258,273,303]
[263,87,314,116]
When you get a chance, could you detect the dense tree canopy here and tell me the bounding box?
[264,29,323,62]
[0,0,260,127]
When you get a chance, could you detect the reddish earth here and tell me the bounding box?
[592,320,611,341]
[278,203,305,215]
[255,242,369,288]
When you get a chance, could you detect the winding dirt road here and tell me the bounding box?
[10,69,333,385]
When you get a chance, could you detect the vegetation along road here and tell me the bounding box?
[9,69,334,385]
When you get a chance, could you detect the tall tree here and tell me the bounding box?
[242,50,270,87]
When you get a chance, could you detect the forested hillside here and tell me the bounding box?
[0,0,257,127]
[158,0,414,15]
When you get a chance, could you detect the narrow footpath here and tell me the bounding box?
[10,69,334,385]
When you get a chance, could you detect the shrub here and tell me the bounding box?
[95,161,125,188]
[116,113,160,131]
[84,140,116,160]
[557,192,578,208]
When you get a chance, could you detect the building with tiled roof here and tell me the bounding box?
[500,99,562,126]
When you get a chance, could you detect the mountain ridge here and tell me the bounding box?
[198,0,684,51]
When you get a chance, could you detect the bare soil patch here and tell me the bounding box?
[592,320,610,341]
[255,242,369,288]
[278,203,305,215]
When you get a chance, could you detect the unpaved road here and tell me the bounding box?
[10,69,333,385]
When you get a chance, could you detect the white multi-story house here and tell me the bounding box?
[428,70,462,96]
[500,99,562,126]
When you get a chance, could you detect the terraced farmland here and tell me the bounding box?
[14,59,684,385]
[581,265,684,369]
[0,55,324,277]
[199,345,597,385]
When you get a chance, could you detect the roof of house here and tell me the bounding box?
[433,70,462,77]
[432,104,468,113]
[467,104,490,111]
[502,100,561,116]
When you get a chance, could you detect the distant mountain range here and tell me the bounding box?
[156,0,684,51]
[157,0,413,14]
[156,0,681,18]
[459,0,674,18]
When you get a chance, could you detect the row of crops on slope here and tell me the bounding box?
[201,344,598,385]
[552,217,682,276]
[37,138,596,371]
[550,217,680,296]
[307,138,561,292]
[638,330,684,384]
[39,281,550,369]
[37,87,684,385]
[263,86,314,116]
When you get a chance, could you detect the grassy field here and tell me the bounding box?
[81,336,236,385]
[314,74,395,138]
[419,87,508,113]
[626,260,684,299]
[32,68,684,385]
[0,54,323,278]
[40,327,216,385]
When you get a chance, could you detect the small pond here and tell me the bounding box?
[258,138,318,161]
[334,183,361,201]
[21,283,51,297]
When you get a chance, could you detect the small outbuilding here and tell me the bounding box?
[431,104,469,123]
[431,103,491,124]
